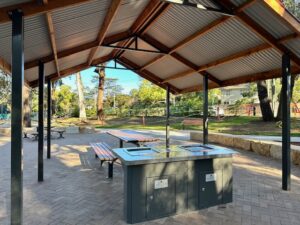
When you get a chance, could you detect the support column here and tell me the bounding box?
[10,9,24,225]
[282,53,291,191]
[38,61,44,182]
[203,74,208,145]
[47,79,51,159]
[166,85,170,148]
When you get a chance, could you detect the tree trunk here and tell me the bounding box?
[23,85,32,127]
[97,64,106,123]
[257,80,274,121]
[276,75,297,121]
[76,72,87,121]
[51,82,56,116]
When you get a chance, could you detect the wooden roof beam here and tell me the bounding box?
[162,43,270,83]
[45,12,60,76]
[112,1,170,59]
[161,31,298,83]
[118,56,180,94]
[139,16,230,71]
[140,34,221,85]
[222,66,300,87]
[25,30,131,69]
[161,69,194,84]
[30,54,112,87]
[0,0,93,24]
[42,0,60,75]
[180,66,300,94]
[87,0,122,66]
[180,82,220,94]
[262,0,300,35]
[221,0,300,67]
[139,1,257,71]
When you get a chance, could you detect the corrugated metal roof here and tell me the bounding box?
[284,38,300,58]
[24,15,52,62]
[147,56,190,79]
[243,1,294,39]
[169,72,202,90]
[0,0,300,93]
[106,0,150,36]
[52,0,110,51]
[176,18,264,66]
[94,47,113,60]
[59,49,90,71]
[25,61,56,82]
[146,4,221,48]
[25,67,38,82]
[0,21,11,64]
[207,48,282,80]
[0,0,30,8]
[0,14,53,64]
[230,0,248,7]
[189,0,222,8]
[122,38,161,66]
[45,61,57,77]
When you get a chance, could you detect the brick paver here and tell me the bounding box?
[1,132,300,225]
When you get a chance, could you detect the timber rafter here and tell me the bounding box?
[2,0,300,93]
[161,32,298,83]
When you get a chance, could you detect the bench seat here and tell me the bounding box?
[182,119,203,130]
[90,142,117,178]
[51,129,65,138]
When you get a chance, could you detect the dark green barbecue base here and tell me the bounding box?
[124,157,233,224]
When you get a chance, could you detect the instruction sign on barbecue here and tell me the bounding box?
[206,173,217,182]
[154,179,168,189]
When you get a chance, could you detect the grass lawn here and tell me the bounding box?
[53,116,300,137]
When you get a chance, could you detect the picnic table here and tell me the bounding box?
[24,126,66,140]
[106,130,159,147]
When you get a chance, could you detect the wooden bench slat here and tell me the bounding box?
[93,148,113,160]
[93,143,115,159]
[94,147,114,160]
[91,142,117,161]
[91,142,117,179]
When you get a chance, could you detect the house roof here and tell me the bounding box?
[0,0,300,94]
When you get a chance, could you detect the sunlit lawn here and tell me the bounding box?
[53,116,300,136]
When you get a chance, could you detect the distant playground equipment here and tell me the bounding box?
[244,104,256,116]
[0,104,9,120]
[0,114,10,120]
[292,101,300,116]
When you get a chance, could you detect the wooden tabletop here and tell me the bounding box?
[106,130,159,143]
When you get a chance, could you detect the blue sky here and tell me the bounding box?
[62,61,142,94]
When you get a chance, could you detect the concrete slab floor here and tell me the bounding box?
[0,132,300,225]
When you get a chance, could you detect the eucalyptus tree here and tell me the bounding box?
[75,72,87,121]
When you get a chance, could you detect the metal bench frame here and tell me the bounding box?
[52,129,65,138]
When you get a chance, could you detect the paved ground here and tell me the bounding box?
[1,131,300,225]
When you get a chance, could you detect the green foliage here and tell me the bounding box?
[0,72,11,107]
[208,89,221,105]
[131,80,165,107]
[54,85,78,117]
[241,83,256,98]
[283,0,300,19]
[174,92,203,116]
[293,76,300,103]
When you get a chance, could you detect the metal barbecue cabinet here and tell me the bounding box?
[113,144,236,223]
